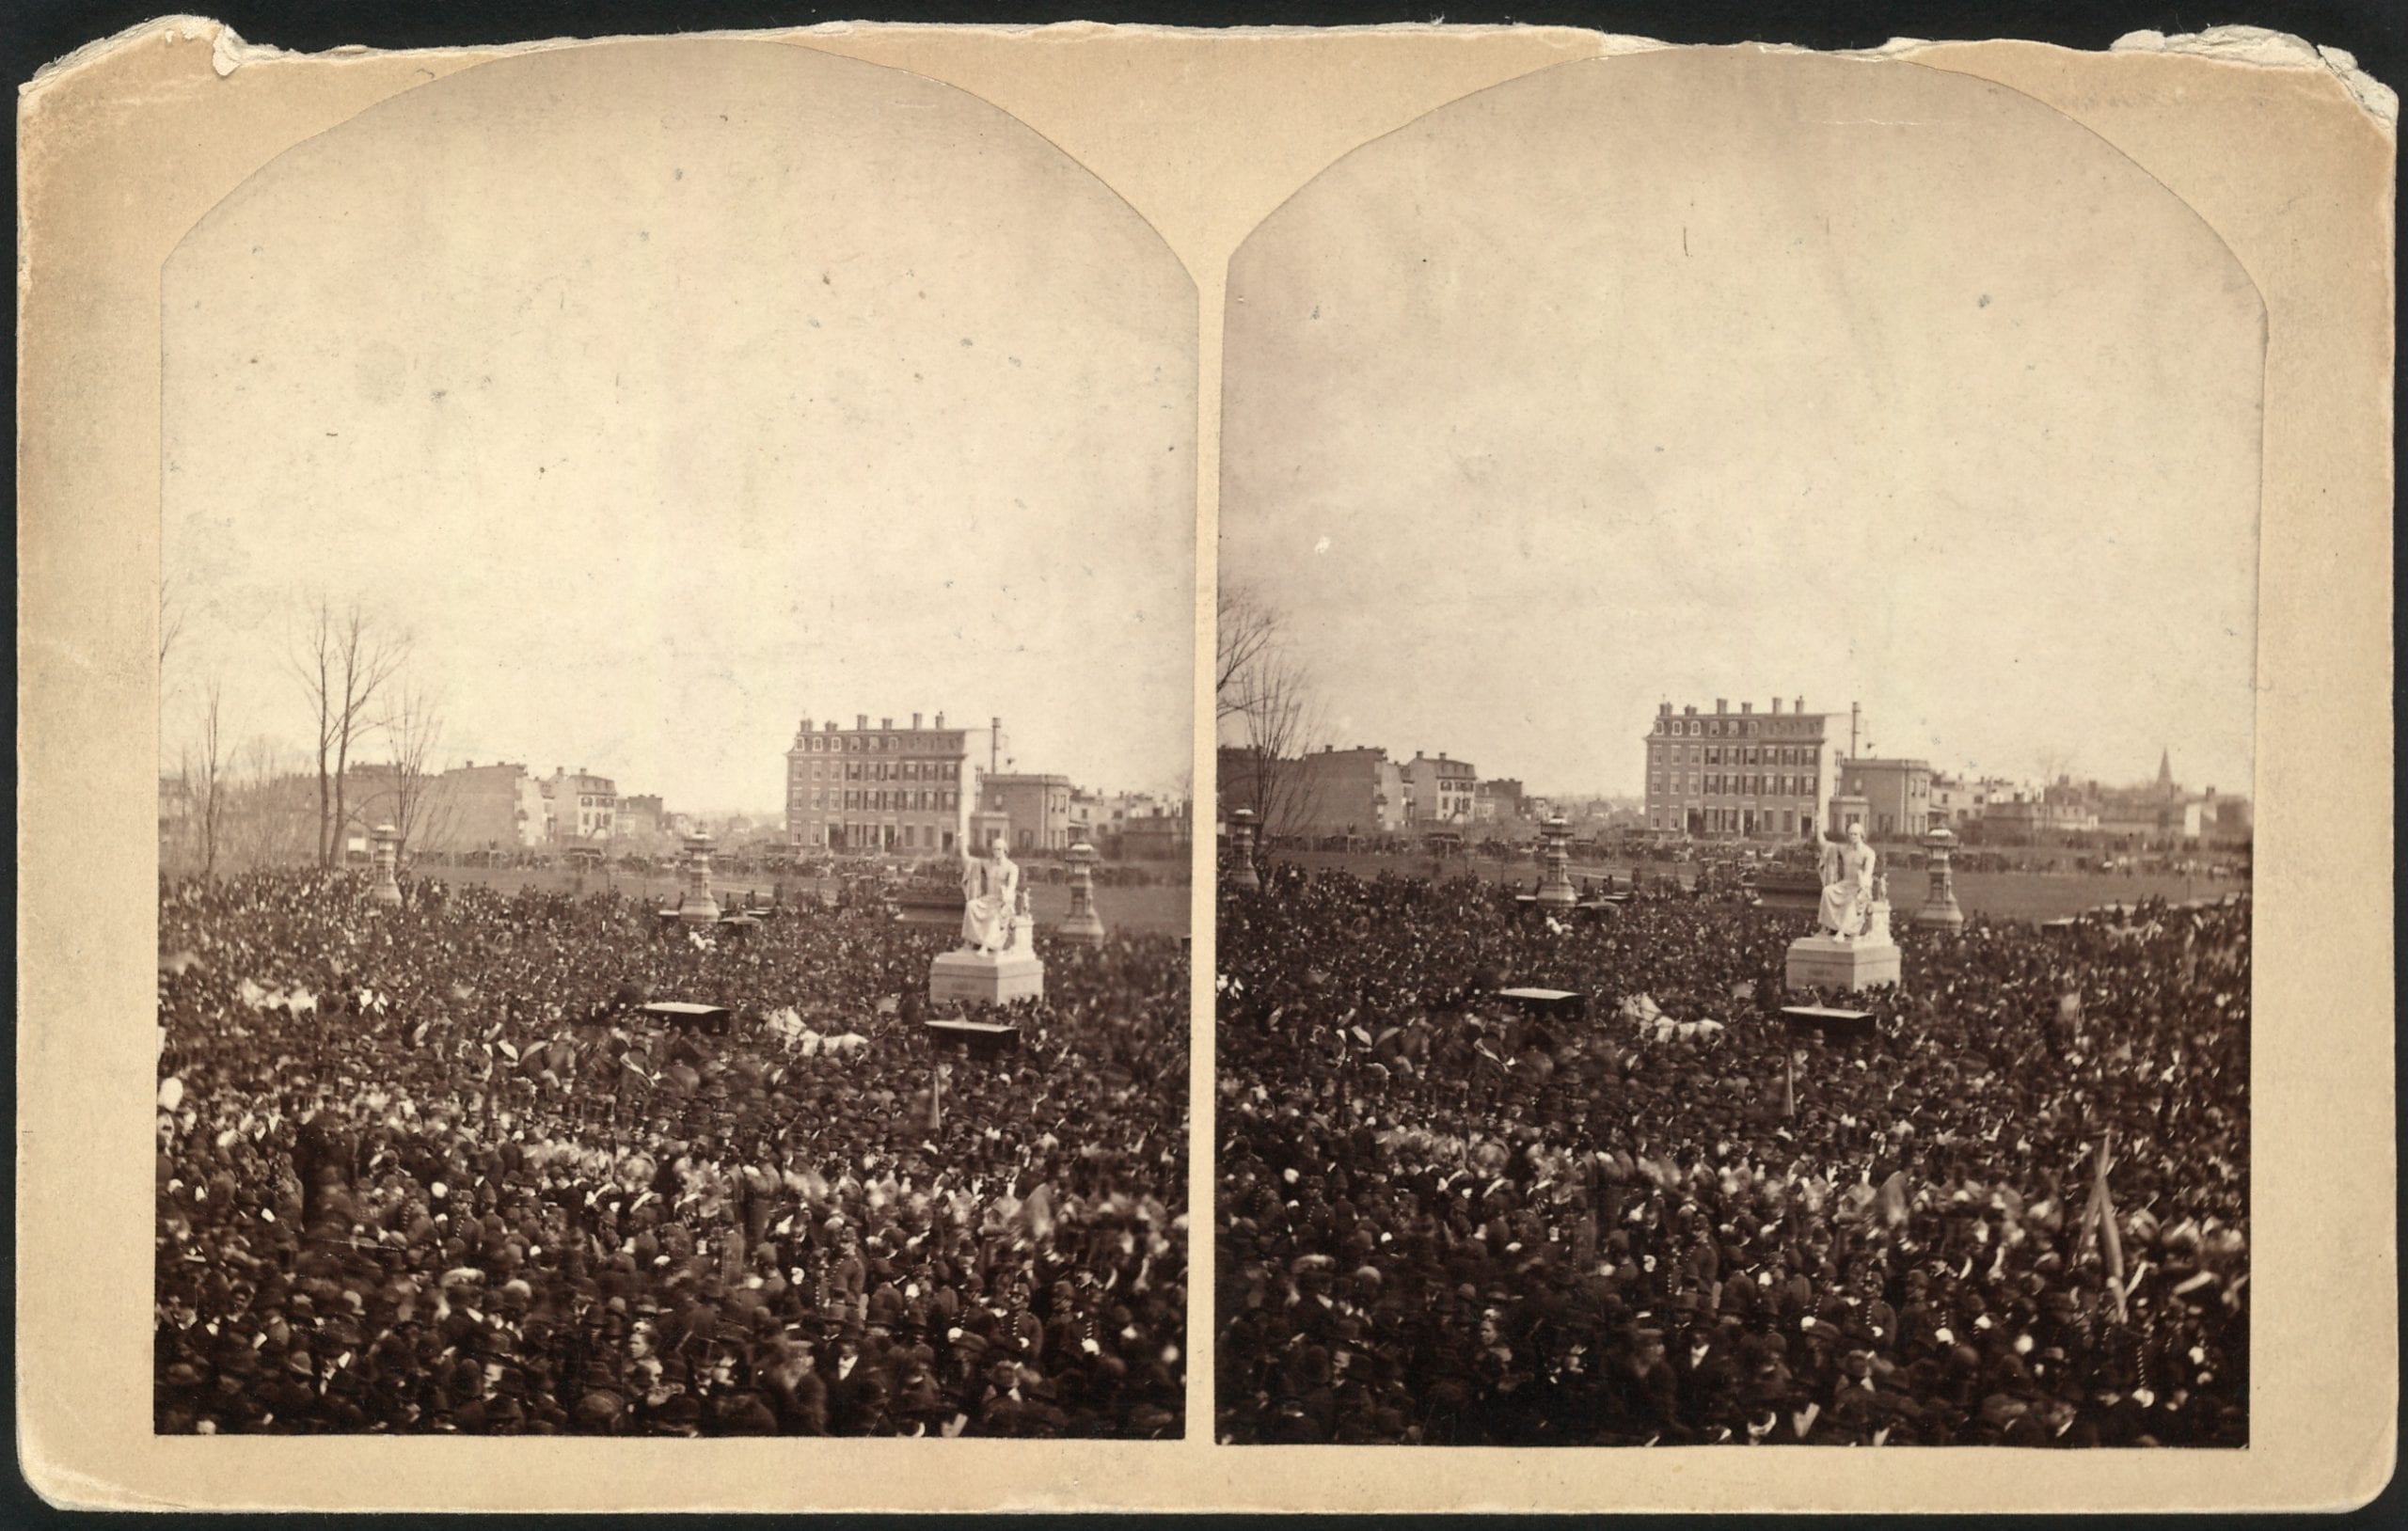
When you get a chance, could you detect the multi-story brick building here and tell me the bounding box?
[1400,751,1477,827]
[1642,696,1833,840]
[784,711,972,855]
[425,762,542,852]
[1834,757,1935,839]
[1218,744,1405,840]
[1475,778,1526,824]
[543,767,617,844]
[980,772,1076,854]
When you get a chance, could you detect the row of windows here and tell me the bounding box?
[1651,773,1819,799]
[799,734,957,755]
[1655,717,1814,739]
[792,789,960,813]
[1845,778,1932,798]
[791,759,962,783]
[1650,744,1819,768]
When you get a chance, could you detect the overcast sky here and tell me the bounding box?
[1223,50,2263,799]
[163,39,1195,813]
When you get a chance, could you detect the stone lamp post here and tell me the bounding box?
[1534,813,1576,908]
[1228,808,1261,892]
[370,823,403,907]
[1059,841,1106,946]
[1916,822,1967,930]
[677,829,721,926]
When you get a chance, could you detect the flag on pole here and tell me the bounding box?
[2094,1129,2127,1320]
[1876,1170,1909,1228]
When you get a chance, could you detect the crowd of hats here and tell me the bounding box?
[155,870,1187,1437]
[1215,866,2249,1446]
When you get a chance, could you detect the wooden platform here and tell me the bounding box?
[1780,1003,1875,1040]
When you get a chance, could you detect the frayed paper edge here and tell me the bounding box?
[2110,24,2396,131]
[24,18,2398,134]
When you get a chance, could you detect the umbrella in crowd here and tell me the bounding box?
[1215,863,2248,1447]
[155,868,1188,1438]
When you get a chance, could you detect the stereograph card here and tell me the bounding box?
[14,14,2396,1515]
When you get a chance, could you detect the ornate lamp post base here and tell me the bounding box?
[1059,840,1106,947]
[1916,823,1967,930]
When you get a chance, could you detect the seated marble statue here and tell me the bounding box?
[959,834,1022,955]
[1816,822,1877,941]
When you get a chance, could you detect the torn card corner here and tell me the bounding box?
[23,15,240,101]
[2112,24,2398,132]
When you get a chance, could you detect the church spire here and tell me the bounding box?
[2156,748,2174,791]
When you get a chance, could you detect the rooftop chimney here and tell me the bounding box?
[1770,698,1783,715]
[1715,698,1727,713]
[857,714,868,731]
[935,712,945,729]
[880,717,893,730]
[1659,702,1672,717]
[911,712,922,729]
[1685,705,1697,716]
[1741,702,1752,714]
[1795,696,1805,714]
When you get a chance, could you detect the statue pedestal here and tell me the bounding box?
[930,947,1046,1007]
[1784,934,1902,993]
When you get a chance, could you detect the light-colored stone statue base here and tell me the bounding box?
[1784,934,1902,993]
[930,948,1046,1006]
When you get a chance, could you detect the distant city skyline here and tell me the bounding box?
[1222,55,2261,806]
[1291,712,2240,808]
[159,41,1195,815]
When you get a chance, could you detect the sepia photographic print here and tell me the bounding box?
[150,38,1196,1440]
[15,15,2396,1515]
[1216,51,2261,1448]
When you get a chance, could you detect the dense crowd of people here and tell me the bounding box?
[1216,866,2249,1447]
[155,869,1187,1437]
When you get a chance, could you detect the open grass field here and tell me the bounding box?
[418,863,1195,939]
[1259,849,2245,925]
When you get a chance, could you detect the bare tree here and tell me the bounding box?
[196,678,229,879]
[158,574,185,676]
[378,678,453,857]
[290,599,408,867]
[1215,582,1281,724]
[1225,639,1329,847]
